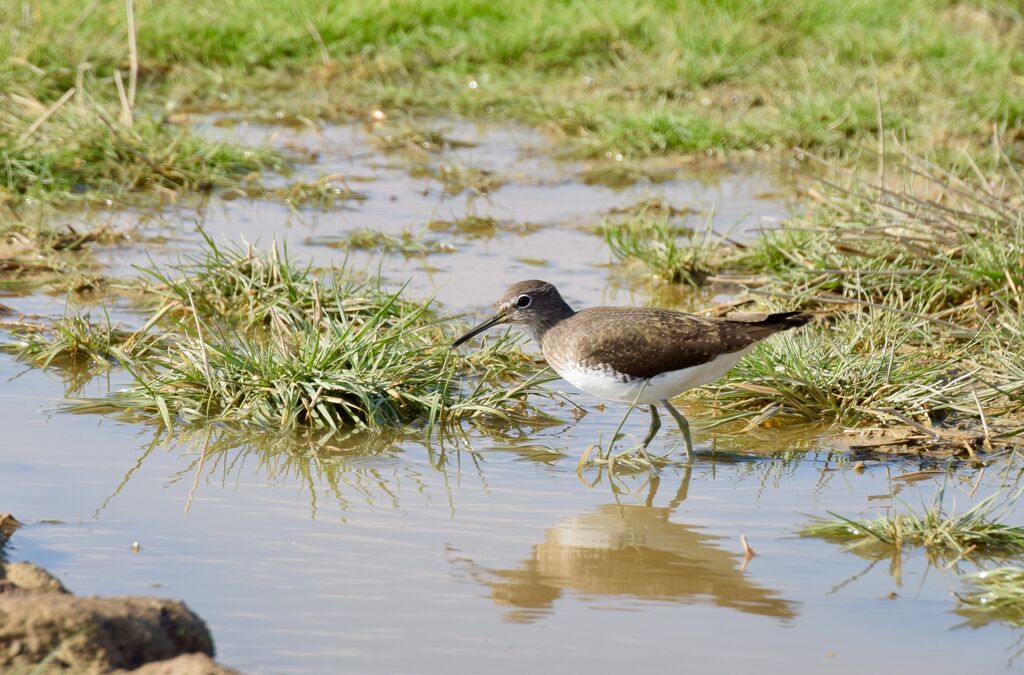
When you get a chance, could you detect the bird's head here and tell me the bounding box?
[450,280,574,348]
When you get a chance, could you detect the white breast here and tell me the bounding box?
[552,346,754,405]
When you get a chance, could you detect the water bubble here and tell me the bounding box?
[468,80,479,90]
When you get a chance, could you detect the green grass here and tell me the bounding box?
[1,311,161,369]
[3,0,1022,205]
[135,231,415,332]
[1,93,281,205]
[306,229,454,256]
[64,234,550,432]
[800,485,1024,559]
[672,148,1024,432]
[603,213,725,285]
[732,152,1024,328]
[705,308,982,426]
[94,295,547,430]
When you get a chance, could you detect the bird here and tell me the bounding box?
[451,280,812,462]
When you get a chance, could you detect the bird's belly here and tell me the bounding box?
[553,347,753,405]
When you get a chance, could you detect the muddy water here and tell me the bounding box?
[2,120,1021,673]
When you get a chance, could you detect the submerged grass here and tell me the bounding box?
[801,485,1024,559]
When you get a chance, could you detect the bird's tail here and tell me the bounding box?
[720,311,814,339]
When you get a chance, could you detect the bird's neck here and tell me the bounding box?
[529,302,576,343]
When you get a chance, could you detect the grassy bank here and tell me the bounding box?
[3,0,1023,204]
[602,147,1024,446]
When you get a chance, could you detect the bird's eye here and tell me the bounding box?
[516,294,532,308]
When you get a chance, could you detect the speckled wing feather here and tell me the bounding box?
[542,307,811,380]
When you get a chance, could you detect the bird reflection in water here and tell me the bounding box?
[453,468,798,623]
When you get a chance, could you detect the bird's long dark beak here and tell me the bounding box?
[450,312,506,349]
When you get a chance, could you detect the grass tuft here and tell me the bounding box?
[705,308,979,426]
[603,214,725,285]
[67,235,552,432]
[2,312,161,370]
[801,485,1024,559]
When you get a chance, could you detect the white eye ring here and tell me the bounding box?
[516,294,532,308]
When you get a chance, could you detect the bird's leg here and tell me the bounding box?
[660,399,694,462]
[634,404,661,466]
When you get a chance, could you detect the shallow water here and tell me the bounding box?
[2,119,1021,673]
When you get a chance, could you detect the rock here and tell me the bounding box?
[0,514,19,540]
[116,653,241,675]
[1,561,69,594]
[0,593,215,672]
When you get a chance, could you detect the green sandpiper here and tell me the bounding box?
[452,280,812,462]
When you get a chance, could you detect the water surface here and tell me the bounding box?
[1,119,1019,674]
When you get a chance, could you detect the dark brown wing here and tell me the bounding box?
[544,307,810,379]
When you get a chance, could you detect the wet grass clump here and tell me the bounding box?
[801,486,1024,560]
[307,229,454,256]
[0,219,134,290]
[68,235,550,432]
[603,215,724,286]
[137,232,414,332]
[2,313,160,370]
[705,309,979,426]
[100,295,546,431]
[269,176,368,209]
